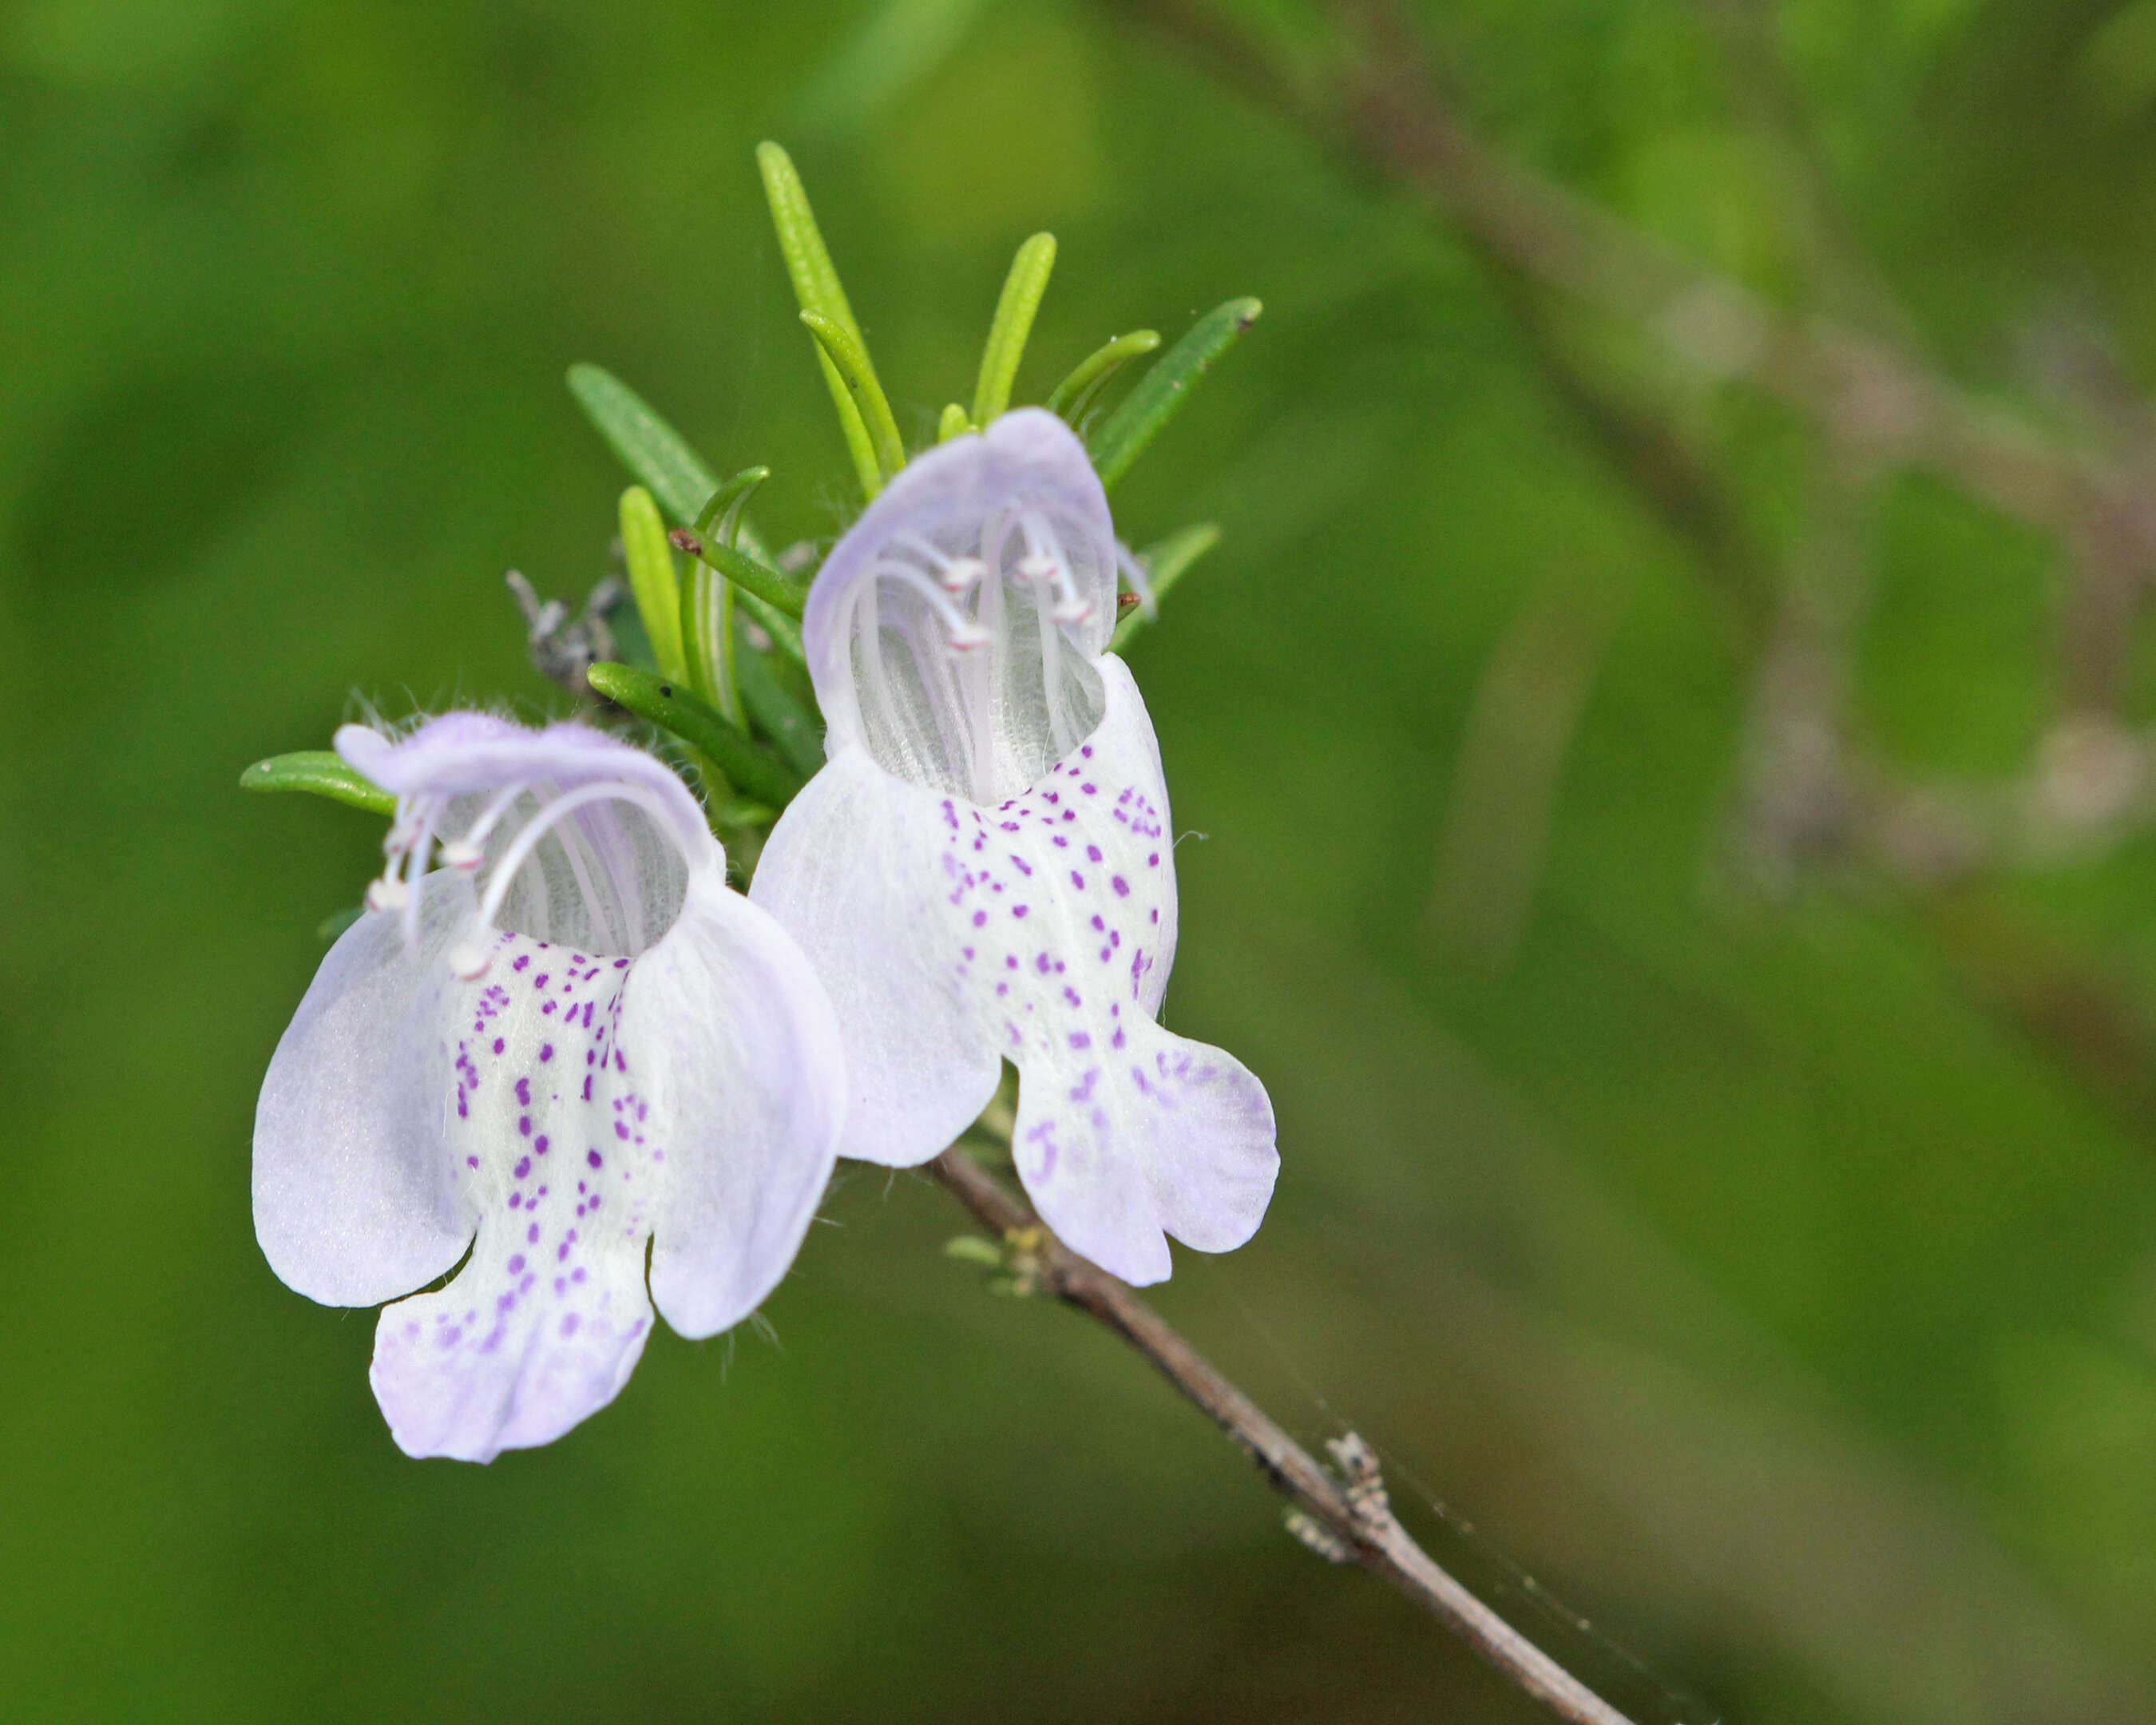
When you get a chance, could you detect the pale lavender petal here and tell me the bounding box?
[370,1211,653,1463]
[632,875,847,1337]
[365,925,671,1460]
[1015,1016,1277,1286]
[754,654,1277,1280]
[747,756,1003,1167]
[253,874,474,1307]
[335,713,709,854]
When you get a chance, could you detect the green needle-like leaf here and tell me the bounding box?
[680,465,772,723]
[800,310,907,485]
[693,466,770,548]
[758,141,896,498]
[972,232,1056,427]
[680,559,740,725]
[565,370,806,668]
[669,533,810,621]
[938,402,973,442]
[734,614,826,779]
[566,363,720,527]
[240,751,395,815]
[1088,298,1262,492]
[1045,329,1160,422]
[619,486,688,684]
[585,662,803,812]
[1108,523,1221,654]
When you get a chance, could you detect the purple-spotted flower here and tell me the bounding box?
[253,714,846,1461]
[749,408,1278,1285]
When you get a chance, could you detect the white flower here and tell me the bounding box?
[253,714,846,1461]
[750,409,1277,1285]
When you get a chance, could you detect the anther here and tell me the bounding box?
[447,941,491,981]
[939,555,987,594]
[366,876,409,914]
[1016,549,1091,625]
[440,838,484,870]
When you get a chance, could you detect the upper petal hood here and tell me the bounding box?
[803,408,1120,804]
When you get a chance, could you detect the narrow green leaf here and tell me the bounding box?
[972,232,1056,427]
[1088,297,1262,492]
[735,613,826,779]
[619,486,688,684]
[1108,523,1221,653]
[565,364,719,527]
[693,466,770,549]
[757,141,894,498]
[680,466,771,723]
[755,141,866,344]
[668,531,810,621]
[565,369,806,669]
[938,402,973,442]
[1045,329,1160,421]
[240,751,395,815]
[585,662,803,811]
[680,560,740,724]
[800,310,907,485]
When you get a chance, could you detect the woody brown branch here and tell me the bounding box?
[928,1145,1639,1725]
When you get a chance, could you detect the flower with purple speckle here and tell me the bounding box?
[750,409,1277,1285]
[254,714,846,1461]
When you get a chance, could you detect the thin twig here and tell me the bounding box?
[929,1145,1639,1725]
[1110,0,2137,548]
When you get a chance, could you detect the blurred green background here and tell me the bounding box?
[14,0,2156,1719]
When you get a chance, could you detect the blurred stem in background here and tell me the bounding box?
[1095,0,2156,1137]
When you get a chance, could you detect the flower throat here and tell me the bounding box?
[838,502,1140,806]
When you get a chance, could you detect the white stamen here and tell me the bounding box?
[398,801,446,952]
[940,555,987,593]
[366,875,409,914]
[891,533,986,594]
[458,779,533,858]
[1016,541,1092,625]
[866,559,999,652]
[440,838,482,870]
[474,780,698,940]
